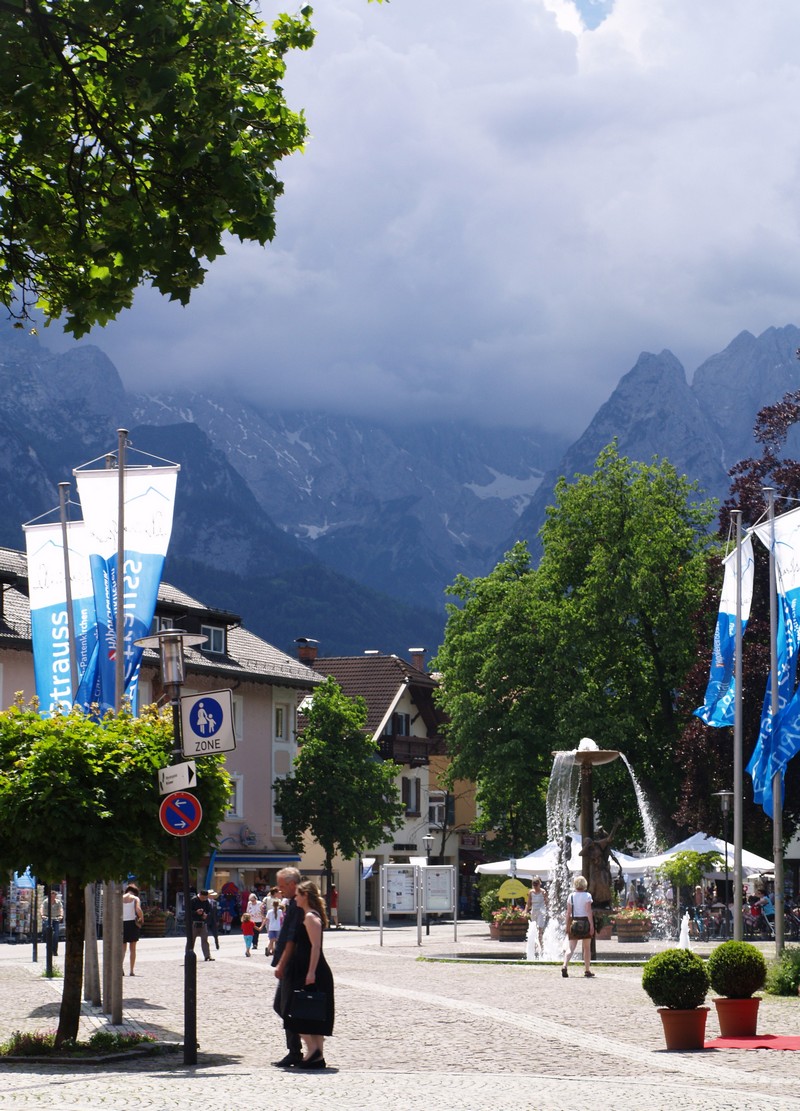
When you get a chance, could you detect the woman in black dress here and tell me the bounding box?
[285,880,335,1069]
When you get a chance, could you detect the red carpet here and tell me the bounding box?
[705,1035,800,1050]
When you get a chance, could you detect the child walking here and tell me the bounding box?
[265,899,283,956]
[241,912,254,957]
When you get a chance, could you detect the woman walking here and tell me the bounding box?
[561,875,595,978]
[283,880,335,1068]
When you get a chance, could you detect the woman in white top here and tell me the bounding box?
[561,875,595,978]
[525,878,549,949]
[122,883,144,976]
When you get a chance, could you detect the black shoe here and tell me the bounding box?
[296,1051,326,1070]
[561,968,568,977]
[204,957,215,962]
[272,1053,302,1068]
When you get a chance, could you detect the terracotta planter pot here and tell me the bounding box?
[490,923,528,941]
[615,920,652,942]
[713,997,760,1038]
[596,924,613,940]
[657,1007,709,1051]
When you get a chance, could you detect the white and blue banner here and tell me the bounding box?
[694,535,754,727]
[74,464,179,716]
[23,519,97,716]
[748,506,800,815]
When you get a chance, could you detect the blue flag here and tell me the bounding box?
[695,536,754,727]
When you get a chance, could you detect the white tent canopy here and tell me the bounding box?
[475,834,653,879]
[637,832,773,878]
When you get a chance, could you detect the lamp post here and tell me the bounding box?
[135,629,207,1066]
[714,790,734,939]
[422,834,434,936]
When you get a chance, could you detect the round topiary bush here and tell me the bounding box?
[642,948,710,1010]
[707,940,767,998]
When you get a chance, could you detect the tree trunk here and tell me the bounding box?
[56,878,85,1046]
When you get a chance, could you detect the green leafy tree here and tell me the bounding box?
[434,444,716,854]
[0,701,230,1045]
[0,0,315,334]
[432,543,551,855]
[274,677,404,896]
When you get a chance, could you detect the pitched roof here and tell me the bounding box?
[0,546,319,691]
[311,654,443,738]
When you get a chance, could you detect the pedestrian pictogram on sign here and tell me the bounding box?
[159,791,203,837]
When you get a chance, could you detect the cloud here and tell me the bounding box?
[50,0,800,437]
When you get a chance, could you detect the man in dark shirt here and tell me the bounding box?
[271,867,303,1067]
[190,890,214,961]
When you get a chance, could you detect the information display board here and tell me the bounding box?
[423,866,455,914]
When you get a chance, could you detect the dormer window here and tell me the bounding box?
[150,615,175,634]
[201,624,226,655]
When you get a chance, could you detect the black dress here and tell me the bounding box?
[283,912,335,1036]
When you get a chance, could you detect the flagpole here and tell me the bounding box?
[732,509,743,940]
[766,488,785,956]
[57,483,79,700]
[115,429,127,714]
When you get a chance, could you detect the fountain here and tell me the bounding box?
[525,737,662,962]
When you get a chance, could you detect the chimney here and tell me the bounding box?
[408,647,426,672]
[295,637,319,666]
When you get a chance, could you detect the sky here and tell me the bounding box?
[46,0,800,438]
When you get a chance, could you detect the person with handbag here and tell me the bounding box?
[283,880,335,1069]
[561,874,595,978]
[272,867,305,1068]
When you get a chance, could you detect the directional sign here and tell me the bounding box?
[181,689,236,757]
[159,791,203,837]
[158,761,197,796]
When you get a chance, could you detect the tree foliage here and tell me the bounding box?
[274,677,404,883]
[434,444,716,855]
[0,0,314,334]
[0,700,230,1043]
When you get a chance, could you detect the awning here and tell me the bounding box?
[212,854,301,866]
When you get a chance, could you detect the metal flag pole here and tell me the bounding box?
[732,509,744,941]
[57,483,79,699]
[766,489,785,956]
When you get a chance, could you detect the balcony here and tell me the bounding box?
[379,734,432,767]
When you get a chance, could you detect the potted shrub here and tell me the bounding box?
[707,940,767,1036]
[490,904,529,940]
[642,947,710,1050]
[612,906,653,942]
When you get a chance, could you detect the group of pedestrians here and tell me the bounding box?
[118,870,336,1068]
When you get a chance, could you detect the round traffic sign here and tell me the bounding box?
[159,791,203,837]
[188,696,223,739]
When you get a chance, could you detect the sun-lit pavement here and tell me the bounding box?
[0,921,798,1110]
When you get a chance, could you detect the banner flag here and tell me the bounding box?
[74,465,179,715]
[749,506,800,813]
[23,519,97,716]
[694,535,754,727]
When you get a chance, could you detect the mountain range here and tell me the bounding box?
[3,322,800,655]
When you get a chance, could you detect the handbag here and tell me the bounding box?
[288,988,327,1024]
[569,895,590,938]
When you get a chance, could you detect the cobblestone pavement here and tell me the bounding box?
[0,923,798,1110]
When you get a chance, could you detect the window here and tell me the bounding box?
[429,790,455,827]
[402,776,421,816]
[149,614,175,634]
[200,624,225,654]
[226,774,244,819]
[384,712,410,736]
[274,701,293,743]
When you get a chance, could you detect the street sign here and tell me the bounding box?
[180,689,236,756]
[158,761,197,796]
[159,791,203,837]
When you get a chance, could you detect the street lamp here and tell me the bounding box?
[136,629,207,1066]
[422,834,434,936]
[713,790,734,939]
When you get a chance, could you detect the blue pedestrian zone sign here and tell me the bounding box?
[180,689,236,756]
